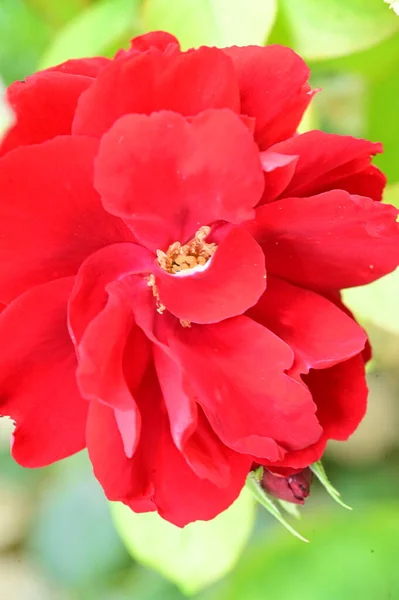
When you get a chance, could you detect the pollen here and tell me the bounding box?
[156,226,216,274]
[147,273,166,314]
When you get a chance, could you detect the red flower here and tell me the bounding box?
[0,32,398,526]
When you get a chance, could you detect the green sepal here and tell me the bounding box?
[277,499,302,520]
[246,468,309,543]
[311,461,352,510]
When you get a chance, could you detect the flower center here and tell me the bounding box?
[156,226,216,274]
[147,226,217,328]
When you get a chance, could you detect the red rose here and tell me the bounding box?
[0,32,398,526]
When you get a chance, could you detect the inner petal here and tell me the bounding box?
[152,224,267,325]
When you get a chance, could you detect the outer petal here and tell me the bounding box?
[248,277,367,373]
[162,316,322,460]
[73,46,240,137]
[261,436,328,471]
[253,190,399,290]
[86,392,156,512]
[223,45,313,149]
[87,372,250,527]
[156,226,266,324]
[128,31,179,53]
[266,353,368,470]
[0,136,132,304]
[47,57,110,77]
[270,131,385,201]
[304,353,368,441]
[0,72,93,156]
[95,110,264,251]
[259,151,298,205]
[0,278,87,467]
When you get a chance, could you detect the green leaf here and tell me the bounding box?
[28,454,127,586]
[202,505,399,600]
[310,461,352,510]
[308,33,399,83]
[280,0,399,60]
[110,489,255,595]
[385,1,399,16]
[0,79,14,141]
[26,0,88,29]
[38,0,139,69]
[246,469,308,542]
[0,0,51,83]
[141,0,277,49]
[366,73,399,182]
[383,182,399,208]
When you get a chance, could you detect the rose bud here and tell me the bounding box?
[261,468,313,504]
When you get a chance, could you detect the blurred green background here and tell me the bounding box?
[1,0,399,598]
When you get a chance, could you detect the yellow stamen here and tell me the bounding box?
[146,274,165,314]
[149,227,216,327]
[179,319,192,328]
[156,226,216,274]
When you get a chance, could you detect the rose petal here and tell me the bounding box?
[68,243,154,345]
[223,44,313,149]
[156,226,266,324]
[0,277,87,467]
[253,190,399,290]
[73,46,240,137]
[248,277,367,373]
[77,286,152,456]
[87,370,250,526]
[259,151,298,204]
[270,131,385,201]
[128,31,179,53]
[47,57,110,77]
[0,72,93,156]
[304,353,368,441]
[262,353,367,470]
[261,436,328,471]
[0,136,132,304]
[161,316,322,460]
[95,110,264,251]
[76,279,151,415]
[154,345,251,486]
[68,244,154,455]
